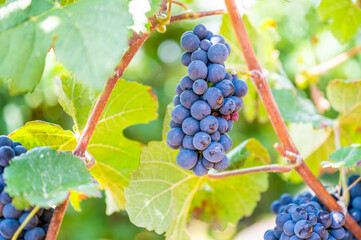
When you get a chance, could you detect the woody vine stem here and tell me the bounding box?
[46,1,361,240]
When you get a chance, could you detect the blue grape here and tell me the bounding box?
[208,43,229,63]
[294,220,313,238]
[350,184,361,199]
[205,30,213,40]
[207,64,226,83]
[276,213,292,228]
[193,79,208,95]
[210,131,220,142]
[200,116,218,134]
[190,101,211,120]
[171,105,190,124]
[279,233,291,240]
[0,147,15,167]
[327,236,337,240]
[313,223,325,238]
[0,176,4,187]
[188,60,208,80]
[13,142,21,147]
[201,158,214,169]
[3,203,23,219]
[271,200,282,214]
[285,204,298,214]
[200,39,211,51]
[193,132,211,151]
[217,117,228,134]
[170,120,181,128]
[14,145,27,156]
[176,150,198,170]
[230,96,244,112]
[349,208,361,222]
[173,96,180,106]
[323,230,329,239]
[180,52,192,66]
[203,142,225,163]
[343,230,353,240]
[224,73,232,80]
[219,134,232,152]
[166,127,184,148]
[291,207,307,222]
[24,227,45,240]
[182,117,200,136]
[192,160,208,177]
[306,232,320,240]
[19,213,39,230]
[40,209,54,223]
[274,226,283,238]
[213,155,228,171]
[182,135,196,150]
[219,98,236,115]
[351,196,361,210]
[317,211,331,228]
[283,220,295,236]
[203,88,224,109]
[330,227,345,239]
[191,49,208,64]
[42,223,49,233]
[264,230,277,240]
[347,174,359,186]
[226,120,233,132]
[210,34,225,44]
[330,211,345,228]
[232,74,239,81]
[225,42,231,54]
[0,136,13,148]
[307,213,317,226]
[0,191,11,205]
[181,31,193,38]
[176,84,183,96]
[180,76,193,91]
[289,236,301,240]
[216,80,234,98]
[193,24,207,39]
[180,33,200,52]
[280,194,293,205]
[180,90,199,109]
[233,79,248,98]
[0,219,19,239]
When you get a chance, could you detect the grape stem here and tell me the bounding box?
[224,0,361,238]
[46,7,226,240]
[310,84,330,113]
[343,176,361,202]
[12,206,40,240]
[172,1,190,10]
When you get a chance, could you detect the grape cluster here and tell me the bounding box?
[0,136,53,240]
[166,24,248,177]
[344,174,361,239]
[265,192,347,240]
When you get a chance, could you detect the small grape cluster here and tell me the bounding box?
[0,136,53,240]
[265,192,347,240]
[166,24,248,177]
[344,174,361,239]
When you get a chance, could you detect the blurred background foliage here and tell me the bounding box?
[0,0,360,239]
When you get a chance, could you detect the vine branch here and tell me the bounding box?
[46,197,69,240]
[224,0,361,238]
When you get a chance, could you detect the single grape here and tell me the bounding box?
[208,43,229,63]
[283,220,295,236]
[176,84,183,96]
[193,79,208,95]
[192,160,208,177]
[180,33,200,52]
[190,101,211,120]
[230,96,244,112]
[264,230,277,240]
[176,150,198,170]
[182,117,200,136]
[307,213,317,226]
[225,42,231,54]
[201,158,214,169]
[217,117,228,134]
[193,132,211,151]
[306,232,320,240]
[276,213,292,228]
[188,60,208,80]
[182,135,196,150]
[224,73,232,80]
[232,74,239,81]
[330,227,345,239]
[271,200,282,215]
[166,127,184,148]
[24,227,45,240]
[203,142,225,163]
[330,211,345,228]
[207,64,226,83]
[291,207,307,222]
[173,96,180,106]
[350,184,361,199]
[233,79,248,98]
[14,145,27,156]
[226,120,233,132]
[0,219,19,239]
[0,136,13,148]
[0,191,11,205]
[12,142,21,147]
[323,230,329,239]
[313,223,325,238]
[210,131,220,142]
[171,105,190,124]
[193,24,207,39]
[210,34,225,44]
[181,31,193,38]
[180,52,192,66]
[216,80,235,98]
[317,211,331,228]
[191,49,208,64]
[200,39,211,52]
[203,88,224,109]
[294,220,313,239]
[19,213,39,230]
[205,30,213,40]
[200,116,219,134]
[3,203,23,219]
[42,223,49,233]
[0,147,15,167]
[40,209,54,223]
[169,120,181,128]
[213,155,228,171]
[284,204,298,214]
[343,230,353,240]
[180,76,193,91]
[351,196,361,210]
[219,134,232,152]
[279,232,291,240]
[280,194,293,205]
[180,90,199,109]
[274,226,283,238]
[349,208,361,222]
[219,98,236,115]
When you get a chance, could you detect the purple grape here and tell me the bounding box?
[203,142,225,163]
[166,127,184,148]
[191,49,208,64]
[182,135,196,150]
[230,96,244,112]
[216,80,235,97]
[180,33,200,52]
[200,116,219,134]
[188,60,208,80]
[200,39,211,51]
[213,155,228,171]
[233,79,248,98]
[193,24,207,39]
[175,84,183,96]
[210,131,220,142]
[176,150,198,170]
[182,117,200,136]
[219,134,232,152]
[217,117,228,134]
[201,158,214,169]
[193,132,211,151]
[193,160,208,177]
[171,105,190,124]
[193,79,208,95]
[0,136,13,148]
[203,88,224,109]
[207,64,226,83]
[210,34,225,44]
[205,30,213,40]
[190,100,211,120]
[294,220,313,239]
[180,90,199,109]
[180,52,192,66]
[208,43,229,63]
[219,98,236,115]
[0,147,15,167]
[173,96,180,106]
[180,76,193,90]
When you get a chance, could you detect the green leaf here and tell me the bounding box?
[125,107,269,239]
[0,0,132,94]
[4,147,99,209]
[9,121,77,151]
[318,0,361,43]
[273,89,332,128]
[87,79,158,214]
[322,144,361,168]
[57,75,99,133]
[327,79,361,113]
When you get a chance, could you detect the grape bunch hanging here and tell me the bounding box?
[166,24,248,177]
[0,136,53,240]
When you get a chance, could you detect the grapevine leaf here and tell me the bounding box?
[0,0,132,94]
[4,147,100,209]
[318,0,361,43]
[57,75,99,133]
[273,89,332,128]
[327,79,361,113]
[87,80,158,214]
[9,121,77,151]
[322,145,361,168]
[125,107,269,239]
